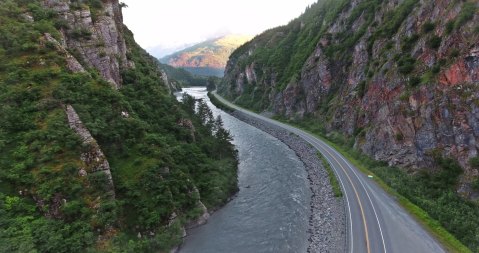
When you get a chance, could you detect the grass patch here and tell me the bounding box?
[208,92,235,112]
[317,152,343,198]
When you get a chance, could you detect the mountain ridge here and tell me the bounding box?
[160,34,253,77]
[220,0,479,250]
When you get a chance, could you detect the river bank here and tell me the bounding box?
[207,89,346,252]
[178,88,311,253]
[229,109,346,253]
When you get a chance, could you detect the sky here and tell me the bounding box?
[122,0,318,58]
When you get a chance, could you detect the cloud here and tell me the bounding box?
[122,0,317,54]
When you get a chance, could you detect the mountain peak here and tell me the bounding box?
[160,34,253,77]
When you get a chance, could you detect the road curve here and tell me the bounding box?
[212,92,446,253]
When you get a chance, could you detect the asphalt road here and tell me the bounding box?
[212,92,446,253]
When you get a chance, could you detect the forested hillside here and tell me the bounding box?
[0,0,237,252]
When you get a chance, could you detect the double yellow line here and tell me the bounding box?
[213,92,372,253]
[309,137,371,253]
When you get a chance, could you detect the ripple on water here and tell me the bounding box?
[177,88,311,253]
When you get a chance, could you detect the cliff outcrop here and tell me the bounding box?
[221,0,479,196]
[0,1,238,252]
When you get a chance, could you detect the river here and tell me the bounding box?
[175,87,311,253]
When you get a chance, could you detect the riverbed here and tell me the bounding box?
[176,87,311,253]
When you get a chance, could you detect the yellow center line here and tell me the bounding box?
[310,137,371,253]
[213,93,372,253]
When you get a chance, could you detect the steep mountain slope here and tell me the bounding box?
[221,0,478,187]
[159,62,211,87]
[0,0,237,252]
[220,0,479,250]
[160,34,253,77]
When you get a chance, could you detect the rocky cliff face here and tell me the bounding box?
[221,0,479,196]
[42,0,130,89]
[0,0,238,251]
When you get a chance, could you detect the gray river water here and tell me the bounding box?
[176,87,311,253]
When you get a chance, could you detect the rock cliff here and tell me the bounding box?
[220,0,479,196]
[0,0,238,251]
[42,0,130,89]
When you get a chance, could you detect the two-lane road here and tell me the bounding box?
[213,92,446,253]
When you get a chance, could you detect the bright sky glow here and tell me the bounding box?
[122,0,318,57]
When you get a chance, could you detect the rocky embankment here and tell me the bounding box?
[228,110,346,253]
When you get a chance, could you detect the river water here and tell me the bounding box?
[176,87,311,253]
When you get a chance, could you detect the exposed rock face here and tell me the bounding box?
[33,193,65,219]
[177,118,196,142]
[43,33,87,73]
[221,0,479,196]
[65,105,115,197]
[40,1,120,198]
[42,0,129,89]
[185,200,210,229]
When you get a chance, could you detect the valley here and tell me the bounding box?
[0,0,478,252]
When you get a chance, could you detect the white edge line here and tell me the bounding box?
[213,93,355,253]
[325,143,387,253]
[306,137,354,253]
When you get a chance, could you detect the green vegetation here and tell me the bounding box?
[470,157,479,168]
[273,116,478,253]
[401,34,419,52]
[317,152,343,198]
[222,0,421,109]
[427,36,442,49]
[228,0,350,92]
[376,0,418,38]
[0,1,238,252]
[159,62,210,87]
[220,0,479,250]
[455,2,477,29]
[446,20,455,34]
[422,22,436,33]
[214,87,476,251]
[409,76,421,87]
[208,92,235,113]
[397,56,416,75]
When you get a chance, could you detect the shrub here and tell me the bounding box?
[450,48,460,58]
[395,132,404,141]
[427,36,442,49]
[445,20,455,34]
[378,0,418,37]
[397,56,416,74]
[88,0,103,9]
[401,34,419,51]
[357,80,367,98]
[70,28,92,40]
[470,157,479,168]
[409,76,421,87]
[422,22,436,33]
[473,179,479,190]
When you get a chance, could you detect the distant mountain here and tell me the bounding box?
[160,34,253,77]
[159,62,209,87]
